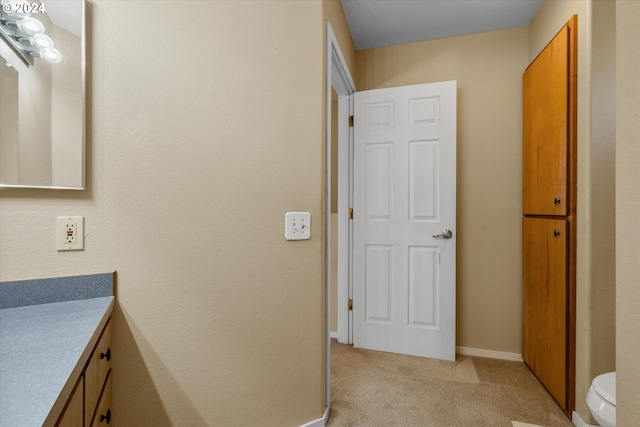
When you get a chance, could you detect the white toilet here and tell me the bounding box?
[586,372,616,427]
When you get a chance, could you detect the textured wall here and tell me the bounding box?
[616,1,640,424]
[0,1,325,426]
[356,27,528,355]
[589,0,617,398]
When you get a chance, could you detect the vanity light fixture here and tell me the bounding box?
[0,0,62,64]
[12,16,44,35]
[22,33,53,49]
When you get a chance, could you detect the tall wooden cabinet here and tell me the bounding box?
[522,16,577,416]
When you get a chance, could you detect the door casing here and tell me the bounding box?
[325,22,355,414]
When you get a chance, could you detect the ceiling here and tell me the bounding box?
[341,0,543,51]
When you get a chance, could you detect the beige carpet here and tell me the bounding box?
[328,340,575,427]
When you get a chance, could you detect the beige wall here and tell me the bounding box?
[0,1,325,426]
[330,213,338,333]
[17,13,53,186]
[330,88,338,214]
[616,1,640,424]
[529,0,617,420]
[0,55,19,183]
[51,25,83,188]
[356,27,528,354]
[589,0,616,395]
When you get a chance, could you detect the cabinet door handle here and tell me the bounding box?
[554,230,561,237]
[554,198,561,205]
[100,348,111,362]
[100,409,111,424]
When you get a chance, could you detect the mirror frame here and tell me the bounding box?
[0,0,86,190]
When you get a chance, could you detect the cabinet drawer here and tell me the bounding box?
[90,371,112,427]
[56,376,84,427]
[85,319,112,426]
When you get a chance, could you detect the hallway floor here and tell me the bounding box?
[327,340,575,427]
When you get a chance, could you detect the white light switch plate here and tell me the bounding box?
[285,212,311,240]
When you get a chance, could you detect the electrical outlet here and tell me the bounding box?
[285,212,311,240]
[57,216,84,251]
[65,222,77,243]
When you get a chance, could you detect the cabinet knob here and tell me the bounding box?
[100,409,111,424]
[100,348,111,362]
[554,198,561,205]
[554,230,561,237]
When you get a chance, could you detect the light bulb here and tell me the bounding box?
[39,47,62,63]
[16,16,44,36]
[30,34,54,49]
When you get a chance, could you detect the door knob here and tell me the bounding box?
[432,229,453,239]
[554,198,561,205]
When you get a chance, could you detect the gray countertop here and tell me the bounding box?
[0,296,114,427]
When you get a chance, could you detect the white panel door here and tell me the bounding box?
[353,81,456,361]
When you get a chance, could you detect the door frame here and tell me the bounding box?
[325,22,355,411]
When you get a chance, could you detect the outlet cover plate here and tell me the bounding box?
[285,212,311,240]
[57,216,84,251]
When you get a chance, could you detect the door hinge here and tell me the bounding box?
[348,208,353,219]
[349,115,354,127]
[348,299,353,311]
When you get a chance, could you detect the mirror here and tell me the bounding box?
[0,0,85,189]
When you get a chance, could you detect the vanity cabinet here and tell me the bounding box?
[85,319,112,426]
[91,373,112,427]
[57,377,84,427]
[56,318,112,427]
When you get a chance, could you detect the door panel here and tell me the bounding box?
[364,244,393,323]
[408,246,438,328]
[522,217,567,408]
[353,81,456,361]
[365,143,393,219]
[409,140,438,220]
[523,26,569,216]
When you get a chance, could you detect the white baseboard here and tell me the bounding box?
[571,411,596,427]
[330,331,338,339]
[299,406,329,427]
[456,346,523,362]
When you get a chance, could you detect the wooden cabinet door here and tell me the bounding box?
[522,217,567,410]
[56,376,84,427]
[85,319,112,426]
[90,372,112,427]
[523,26,569,216]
